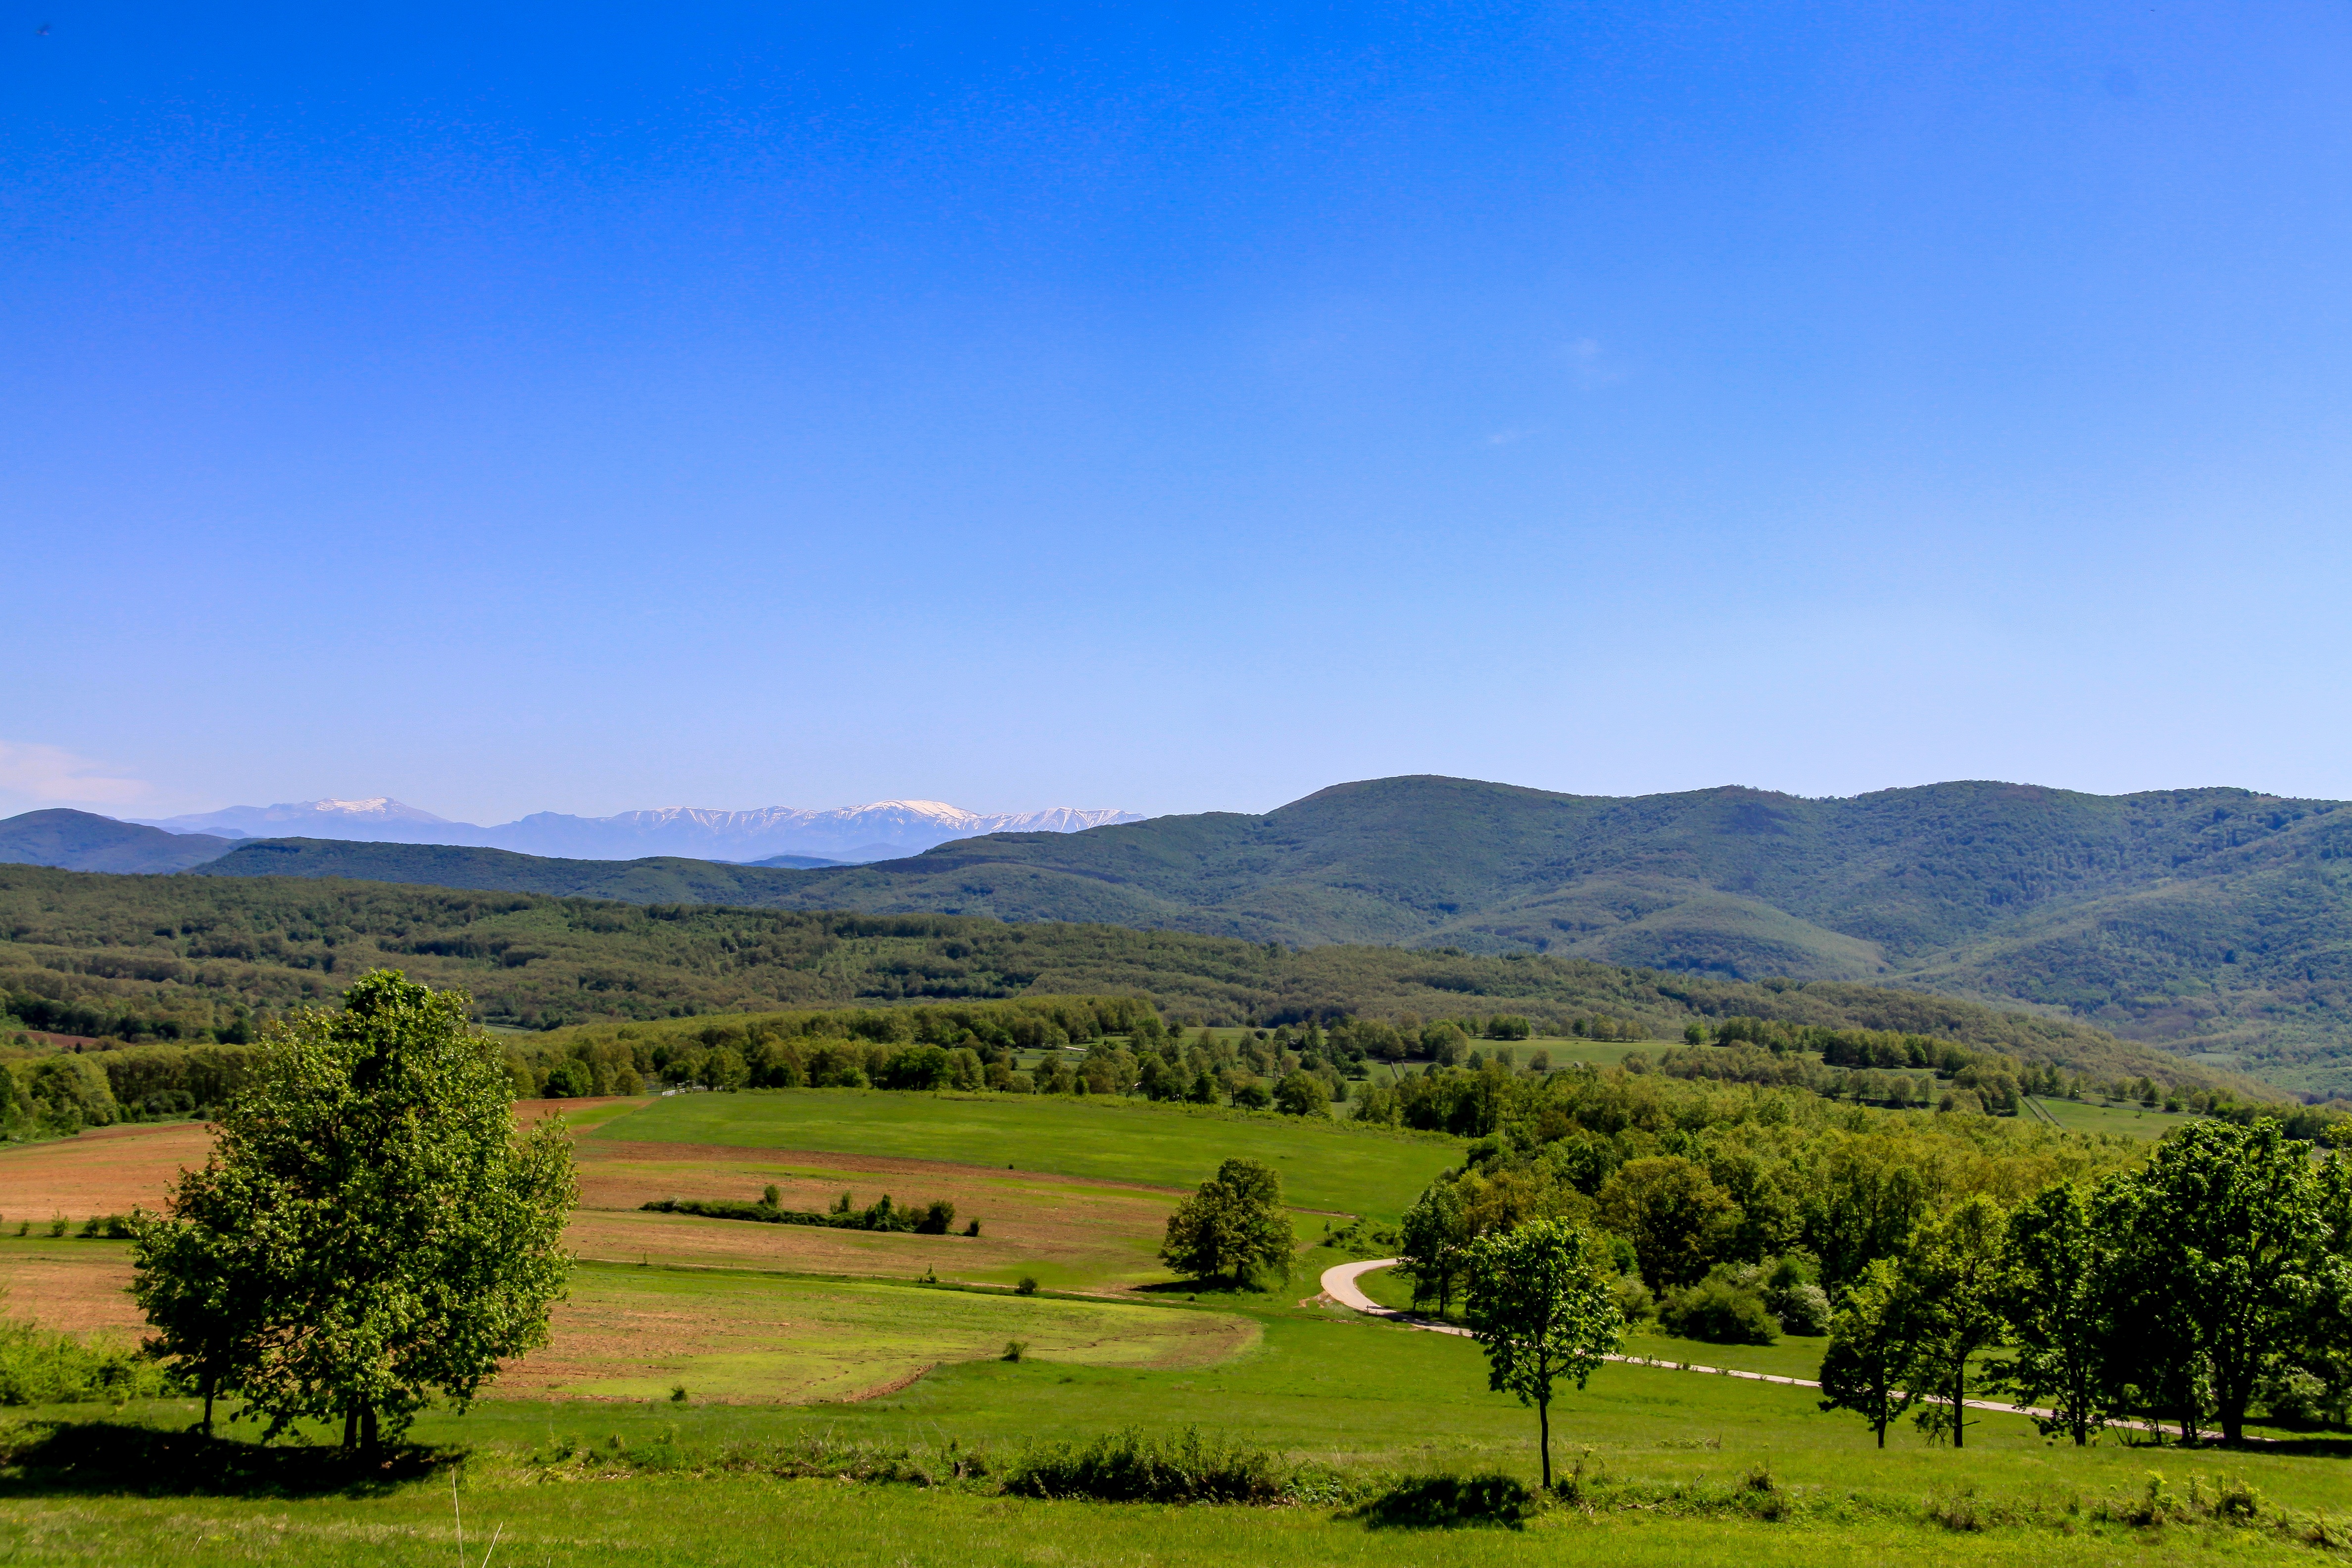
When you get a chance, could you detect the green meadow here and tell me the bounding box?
[2026,1096,2198,1140]
[6,1287,2346,1565]
[6,1081,2348,1566]
[589,1087,1464,1219]
[514,1262,1257,1402]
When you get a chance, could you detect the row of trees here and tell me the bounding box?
[1820,1119,2352,1447]
[1401,1115,2349,1491]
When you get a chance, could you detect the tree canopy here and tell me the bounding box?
[131,969,575,1453]
[1158,1158,1296,1289]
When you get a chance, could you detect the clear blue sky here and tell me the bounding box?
[6,2,2349,824]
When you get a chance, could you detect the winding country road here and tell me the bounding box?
[1316,1256,2231,1439]
[1319,1256,1824,1392]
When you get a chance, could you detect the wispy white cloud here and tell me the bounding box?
[1564,337,1624,390]
[0,740,152,807]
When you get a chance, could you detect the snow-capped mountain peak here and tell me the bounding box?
[131,796,1143,861]
[141,797,451,836]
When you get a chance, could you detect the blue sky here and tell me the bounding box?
[5,2,2349,823]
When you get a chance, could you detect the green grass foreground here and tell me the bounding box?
[4,1471,2329,1568]
[591,1088,1464,1219]
[6,1294,2347,1564]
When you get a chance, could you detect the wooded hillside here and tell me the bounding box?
[0,865,2265,1096]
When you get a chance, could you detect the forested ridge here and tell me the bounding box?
[159,777,2352,1096]
[0,865,2271,1099]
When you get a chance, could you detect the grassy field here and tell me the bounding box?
[8,1087,2347,1564]
[2027,1097,2198,1140]
[495,1261,1254,1402]
[6,1291,2348,1564]
[588,1088,1463,1220]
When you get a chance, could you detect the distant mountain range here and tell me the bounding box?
[133,797,1143,862]
[11,774,2352,1095]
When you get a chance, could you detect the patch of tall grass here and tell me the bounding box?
[0,1313,177,1405]
[1001,1426,1302,1504]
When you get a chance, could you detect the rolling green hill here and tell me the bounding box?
[187,777,2352,1094]
[0,864,2239,1095]
[0,809,233,874]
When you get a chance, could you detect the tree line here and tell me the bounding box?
[1381,1059,2352,1444]
[4,862,2243,1098]
[1818,1119,2351,1447]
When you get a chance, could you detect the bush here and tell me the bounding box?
[2261,1366,2331,1424]
[1273,1072,1329,1117]
[1001,1426,1289,1504]
[1356,1473,1535,1529]
[1015,1275,1039,1296]
[1658,1267,1777,1345]
[1773,1282,1830,1336]
[1231,1080,1273,1111]
[1608,1274,1656,1325]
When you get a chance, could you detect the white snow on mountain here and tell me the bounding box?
[142,798,453,837]
[133,797,1143,862]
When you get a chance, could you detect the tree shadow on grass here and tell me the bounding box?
[1352,1474,1536,1530]
[0,1419,459,1499]
[1131,1280,1260,1297]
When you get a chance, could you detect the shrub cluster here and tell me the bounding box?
[640,1189,959,1235]
[0,1312,178,1405]
[1000,1426,1294,1504]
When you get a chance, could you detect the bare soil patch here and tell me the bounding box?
[0,1123,214,1222]
[570,1143,1180,1291]
[0,1243,141,1335]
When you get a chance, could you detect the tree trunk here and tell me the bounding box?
[1952,1365,1966,1450]
[1537,1396,1551,1490]
[361,1405,379,1457]
[342,1406,359,1451]
[199,1373,214,1439]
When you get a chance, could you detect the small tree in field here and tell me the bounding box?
[1272,1072,1329,1118]
[132,970,576,1455]
[1160,1158,1295,1288]
[1463,1217,1623,1488]
[1816,1257,1919,1447]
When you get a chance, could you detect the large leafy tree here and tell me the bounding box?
[2105,1119,2334,1444]
[1802,1139,1931,1290]
[1159,1158,1295,1288]
[1999,1182,2115,1445]
[1897,1194,2013,1448]
[1594,1156,1740,1292]
[1462,1217,1623,1488]
[1816,1257,1919,1447]
[132,970,575,1454]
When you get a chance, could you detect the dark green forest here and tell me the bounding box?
[151,778,2352,1096]
[0,865,2260,1097]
